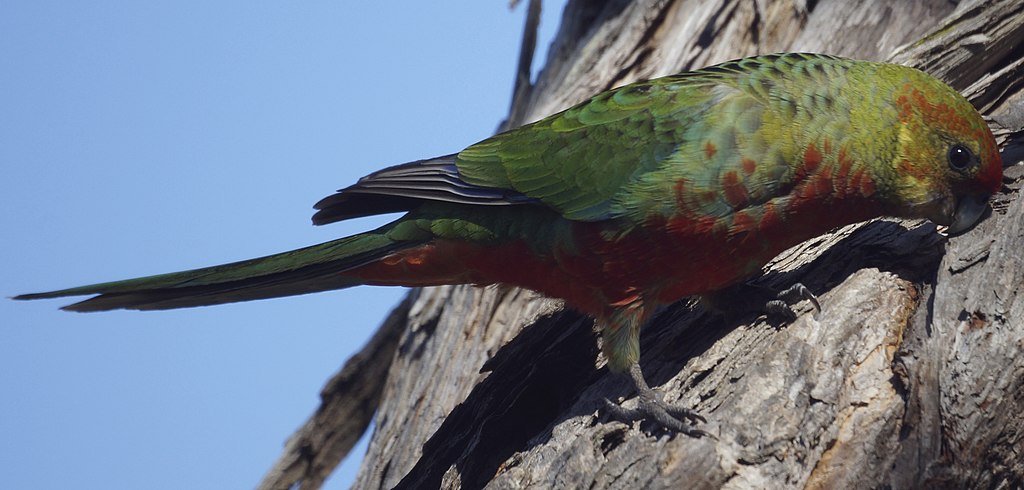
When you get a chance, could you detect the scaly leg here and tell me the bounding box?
[599,304,709,437]
[600,283,818,435]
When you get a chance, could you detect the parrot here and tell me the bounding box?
[16,53,1003,435]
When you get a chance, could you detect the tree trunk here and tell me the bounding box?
[258,0,1024,488]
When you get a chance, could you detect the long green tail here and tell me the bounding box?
[16,152,547,312]
[14,227,422,312]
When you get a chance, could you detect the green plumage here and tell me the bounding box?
[17,53,1004,433]
[16,228,412,311]
[454,53,887,225]
[17,54,1002,378]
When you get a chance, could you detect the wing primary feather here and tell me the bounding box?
[311,154,538,225]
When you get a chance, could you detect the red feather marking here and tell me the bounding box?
[722,171,749,207]
[699,215,720,234]
[704,141,717,160]
[834,147,853,198]
[794,143,822,184]
[352,238,614,316]
[794,173,832,201]
[729,209,757,244]
[673,178,689,211]
[741,157,757,176]
[979,145,1003,192]
[896,94,912,121]
[910,88,965,131]
[814,174,834,197]
[759,201,781,230]
[897,157,915,176]
[803,144,822,173]
[349,243,483,287]
[609,294,642,307]
[897,83,1002,194]
[859,174,876,197]
[848,169,876,197]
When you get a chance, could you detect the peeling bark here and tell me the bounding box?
[258,1,1024,488]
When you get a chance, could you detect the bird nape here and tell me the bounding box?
[16,53,1002,436]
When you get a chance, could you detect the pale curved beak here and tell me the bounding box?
[947,194,991,236]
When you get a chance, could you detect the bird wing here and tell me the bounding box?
[314,54,840,225]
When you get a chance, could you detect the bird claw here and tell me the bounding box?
[766,282,820,320]
[603,364,711,438]
[601,282,820,437]
[775,283,820,313]
[764,299,797,320]
[603,394,710,438]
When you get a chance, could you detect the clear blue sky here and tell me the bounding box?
[1,2,564,488]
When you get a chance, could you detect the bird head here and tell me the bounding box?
[883,66,1002,235]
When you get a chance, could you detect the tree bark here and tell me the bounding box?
[258,0,1024,488]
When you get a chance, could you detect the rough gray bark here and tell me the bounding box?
[258,0,1024,488]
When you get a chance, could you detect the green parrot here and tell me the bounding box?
[17,53,1003,435]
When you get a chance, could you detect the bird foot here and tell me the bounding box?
[705,281,819,321]
[764,282,820,320]
[603,364,711,438]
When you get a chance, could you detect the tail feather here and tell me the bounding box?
[14,230,424,312]
[19,153,540,312]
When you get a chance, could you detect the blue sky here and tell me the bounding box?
[1,2,564,488]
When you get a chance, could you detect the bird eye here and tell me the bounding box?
[947,144,975,172]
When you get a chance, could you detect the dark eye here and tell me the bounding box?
[948,143,975,172]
